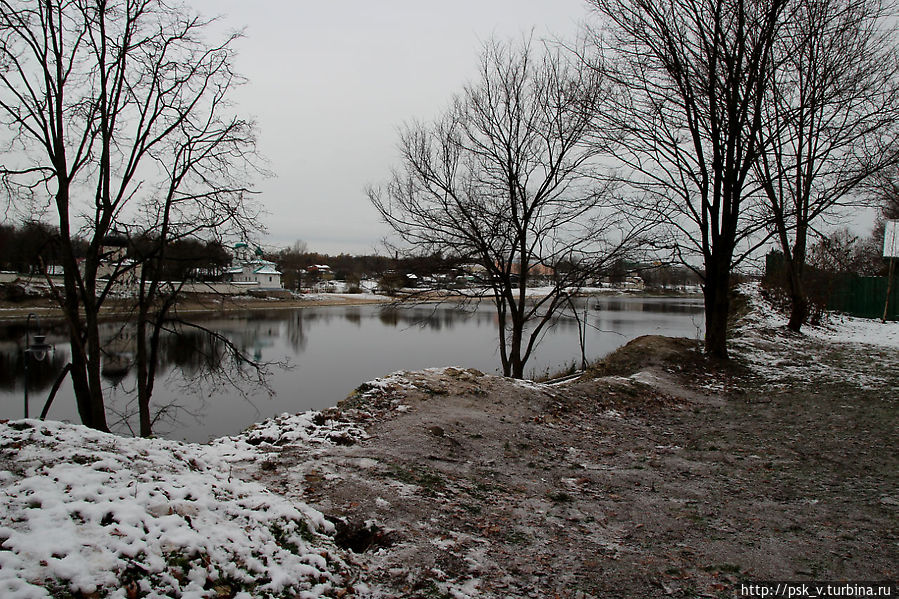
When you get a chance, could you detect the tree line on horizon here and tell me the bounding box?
[0,221,469,287]
[2,218,890,292]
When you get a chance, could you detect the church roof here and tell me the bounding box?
[253,265,281,275]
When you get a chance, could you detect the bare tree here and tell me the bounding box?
[369,39,649,378]
[587,0,788,357]
[0,0,260,430]
[129,112,261,436]
[757,0,899,331]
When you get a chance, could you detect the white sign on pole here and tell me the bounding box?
[885,220,899,259]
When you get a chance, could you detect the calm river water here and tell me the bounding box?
[0,296,704,442]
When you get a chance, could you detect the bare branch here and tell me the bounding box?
[371,37,653,378]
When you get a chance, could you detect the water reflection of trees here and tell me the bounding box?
[0,316,282,436]
[594,298,704,314]
[0,300,708,438]
[285,312,308,351]
[0,301,704,396]
[377,304,494,330]
[105,320,281,439]
[343,308,362,326]
[156,329,226,377]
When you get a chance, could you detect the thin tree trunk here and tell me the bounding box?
[56,185,99,428]
[84,310,109,431]
[68,348,94,426]
[40,363,72,420]
[884,258,895,323]
[509,315,525,379]
[136,307,152,437]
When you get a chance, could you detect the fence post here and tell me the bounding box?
[884,258,895,323]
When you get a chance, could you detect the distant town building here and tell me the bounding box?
[623,275,645,291]
[225,242,283,289]
[509,260,554,277]
[95,234,141,285]
[304,265,334,280]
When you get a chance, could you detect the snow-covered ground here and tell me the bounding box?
[732,283,899,390]
[736,283,899,349]
[300,292,391,302]
[0,415,367,599]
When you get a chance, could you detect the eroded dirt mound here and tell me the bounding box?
[239,348,897,598]
[589,335,702,377]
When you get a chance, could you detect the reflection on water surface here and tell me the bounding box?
[0,296,704,442]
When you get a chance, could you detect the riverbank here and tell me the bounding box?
[0,285,700,323]
[1,286,895,597]
[0,292,393,323]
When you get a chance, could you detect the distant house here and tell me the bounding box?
[95,235,141,286]
[509,260,555,278]
[623,275,645,291]
[304,264,334,281]
[225,242,283,289]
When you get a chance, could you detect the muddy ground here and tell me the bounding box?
[233,325,898,598]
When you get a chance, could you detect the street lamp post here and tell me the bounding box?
[23,313,53,419]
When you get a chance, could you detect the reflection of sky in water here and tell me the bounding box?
[0,297,704,443]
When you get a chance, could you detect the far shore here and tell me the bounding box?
[0,293,391,324]
[0,286,701,324]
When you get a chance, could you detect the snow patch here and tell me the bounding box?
[213,411,368,459]
[0,419,346,598]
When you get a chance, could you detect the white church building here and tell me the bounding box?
[225,242,283,289]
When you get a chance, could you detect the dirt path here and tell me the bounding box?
[232,329,897,598]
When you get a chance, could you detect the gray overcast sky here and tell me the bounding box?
[189,1,592,255]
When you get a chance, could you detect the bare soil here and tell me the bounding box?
[240,332,898,598]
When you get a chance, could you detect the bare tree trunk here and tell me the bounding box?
[495,294,511,377]
[40,363,72,420]
[703,263,731,359]
[509,316,525,379]
[786,260,809,332]
[56,182,110,430]
[68,349,94,426]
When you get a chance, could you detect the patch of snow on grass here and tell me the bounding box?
[358,371,418,394]
[0,419,346,598]
[443,577,482,599]
[737,282,899,349]
[509,378,548,392]
[804,312,899,349]
[213,411,369,459]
